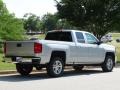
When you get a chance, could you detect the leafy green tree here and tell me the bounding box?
[56,0,120,39]
[41,13,58,32]
[0,16,25,40]
[0,0,25,40]
[56,19,77,29]
[23,13,42,32]
[41,13,76,32]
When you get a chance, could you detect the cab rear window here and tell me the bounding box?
[45,32,73,42]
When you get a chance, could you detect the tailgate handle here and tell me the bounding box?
[17,43,22,47]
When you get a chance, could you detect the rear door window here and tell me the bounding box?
[75,32,85,43]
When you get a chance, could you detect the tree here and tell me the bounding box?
[41,13,58,32]
[0,15,25,40]
[56,19,77,29]
[23,13,42,32]
[41,13,76,32]
[56,0,120,39]
[0,0,25,40]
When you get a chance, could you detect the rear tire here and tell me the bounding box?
[101,55,114,72]
[46,57,64,77]
[16,63,33,76]
[73,65,84,71]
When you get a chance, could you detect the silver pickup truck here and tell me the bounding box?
[4,30,116,77]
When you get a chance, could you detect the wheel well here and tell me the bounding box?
[105,52,115,66]
[50,51,66,64]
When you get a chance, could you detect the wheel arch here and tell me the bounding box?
[105,52,115,66]
[50,51,66,64]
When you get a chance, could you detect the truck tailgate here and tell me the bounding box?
[5,41,35,57]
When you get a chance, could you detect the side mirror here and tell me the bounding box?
[96,41,103,45]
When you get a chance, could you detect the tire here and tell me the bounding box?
[101,55,114,72]
[46,57,64,77]
[73,65,84,71]
[16,63,33,76]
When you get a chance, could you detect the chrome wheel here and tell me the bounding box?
[53,60,63,75]
[102,55,114,72]
[106,58,113,71]
[47,57,64,77]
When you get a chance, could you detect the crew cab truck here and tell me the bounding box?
[4,30,116,77]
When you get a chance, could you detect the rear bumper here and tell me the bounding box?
[4,54,50,64]
[3,56,41,64]
[5,56,39,58]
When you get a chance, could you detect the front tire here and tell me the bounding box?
[101,55,114,72]
[46,57,64,77]
[16,63,33,76]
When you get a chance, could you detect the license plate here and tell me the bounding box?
[16,57,22,62]
[16,57,32,62]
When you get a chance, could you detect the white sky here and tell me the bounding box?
[3,0,58,18]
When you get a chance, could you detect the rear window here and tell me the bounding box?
[45,32,73,42]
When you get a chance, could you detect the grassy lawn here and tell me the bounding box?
[38,34,45,39]
[27,34,45,40]
[0,54,15,70]
[109,42,120,62]
[0,33,120,71]
[108,33,120,62]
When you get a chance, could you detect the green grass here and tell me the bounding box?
[110,33,120,38]
[27,34,45,40]
[39,34,45,39]
[108,33,120,62]
[0,54,15,70]
[109,42,120,62]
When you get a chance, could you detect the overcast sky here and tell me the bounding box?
[3,0,59,18]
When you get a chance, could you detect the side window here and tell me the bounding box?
[85,33,98,44]
[76,32,85,43]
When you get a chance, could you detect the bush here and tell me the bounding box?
[0,0,26,41]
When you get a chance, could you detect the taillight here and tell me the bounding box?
[4,42,6,54]
[34,43,42,54]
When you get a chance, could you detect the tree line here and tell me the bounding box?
[0,0,120,41]
[23,13,75,33]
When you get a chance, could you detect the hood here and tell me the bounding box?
[100,43,115,52]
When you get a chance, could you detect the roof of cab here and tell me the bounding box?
[48,29,88,33]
